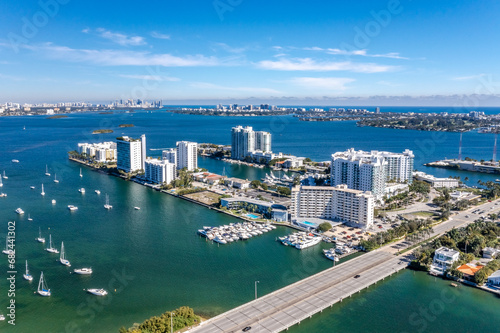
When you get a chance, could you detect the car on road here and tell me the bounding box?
[242,327,252,332]
[354,274,361,278]
[465,215,470,218]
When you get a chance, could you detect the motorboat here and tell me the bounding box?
[134,206,140,210]
[73,268,92,275]
[68,205,78,211]
[95,190,101,195]
[86,288,108,296]
[78,188,85,194]
[12,159,19,163]
[0,193,6,198]
[15,207,24,215]
[52,199,56,204]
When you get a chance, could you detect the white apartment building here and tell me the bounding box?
[331,148,414,199]
[117,135,145,173]
[231,126,272,160]
[162,148,177,168]
[413,171,459,188]
[176,141,198,171]
[290,185,374,229]
[78,142,117,163]
[144,158,176,184]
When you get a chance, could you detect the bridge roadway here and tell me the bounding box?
[189,199,500,333]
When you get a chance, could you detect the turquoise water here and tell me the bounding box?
[0,110,499,332]
[245,214,260,219]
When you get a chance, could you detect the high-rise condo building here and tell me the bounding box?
[162,148,177,168]
[290,185,374,229]
[255,131,272,152]
[145,158,176,184]
[116,135,146,173]
[176,141,198,171]
[231,126,272,160]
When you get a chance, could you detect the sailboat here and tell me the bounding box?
[36,227,45,243]
[59,242,71,266]
[37,272,51,296]
[23,260,33,281]
[53,173,59,183]
[79,168,83,178]
[28,214,33,221]
[23,125,26,130]
[104,194,112,210]
[41,183,45,196]
[45,165,50,176]
[2,237,13,255]
[0,177,3,187]
[45,235,59,254]
[2,171,8,179]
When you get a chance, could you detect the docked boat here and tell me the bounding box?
[41,183,45,196]
[86,288,108,296]
[36,227,45,243]
[2,236,13,255]
[78,188,85,194]
[23,260,33,281]
[15,207,24,214]
[37,272,51,297]
[45,165,50,176]
[134,206,141,210]
[46,235,59,254]
[28,214,33,221]
[73,267,93,275]
[214,236,227,244]
[12,159,19,163]
[2,171,8,179]
[95,189,101,195]
[53,174,59,183]
[59,242,71,266]
[68,205,78,211]
[104,194,112,210]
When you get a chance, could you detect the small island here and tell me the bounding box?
[119,306,202,333]
[119,124,134,128]
[47,115,68,119]
[92,129,114,134]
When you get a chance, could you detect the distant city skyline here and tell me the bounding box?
[1,1,500,106]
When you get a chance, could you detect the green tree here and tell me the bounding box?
[317,222,332,232]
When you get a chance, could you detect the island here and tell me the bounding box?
[92,129,113,134]
[119,306,202,333]
[47,115,68,119]
[119,124,134,128]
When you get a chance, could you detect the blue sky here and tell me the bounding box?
[1,0,500,105]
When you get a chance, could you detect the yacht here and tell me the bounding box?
[15,207,24,215]
[2,237,13,255]
[86,288,108,296]
[23,260,33,281]
[45,165,50,176]
[295,236,322,250]
[2,171,8,179]
[78,188,85,194]
[59,242,71,266]
[53,174,59,183]
[45,235,59,254]
[36,227,45,243]
[41,184,45,196]
[67,205,78,211]
[95,189,101,195]
[52,199,56,204]
[104,194,112,210]
[37,272,51,297]
[12,159,19,163]
[73,267,92,275]
[28,214,33,221]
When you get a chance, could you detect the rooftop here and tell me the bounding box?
[457,263,484,276]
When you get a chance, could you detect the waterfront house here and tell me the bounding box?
[482,247,500,259]
[457,263,484,281]
[430,247,460,276]
[487,270,500,287]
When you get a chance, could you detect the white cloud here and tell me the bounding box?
[190,82,280,94]
[213,42,247,53]
[302,47,408,59]
[150,31,171,40]
[24,43,220,67]
[119,74,180,81]
[95,28,146,46]
[82,28,90,34]
[452,74,487,81]
[288,77,355,90]
[257,58,397,73]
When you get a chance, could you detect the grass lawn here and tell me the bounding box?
[184,191,221,206]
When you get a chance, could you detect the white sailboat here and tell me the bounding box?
[36,227,45,243]
[53,173,59,183]
[45,235,59,254]
[37,272,51,297]
[2,171,8,179]
[104,194,112,210]
[23,260,33,281]
[79,168,83,178]
[28,214,33,221]
[2,237,13,255]
[59,242,71,266]
[41,183,45,196]
[45,165,50,176]
[0,176,3,187]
